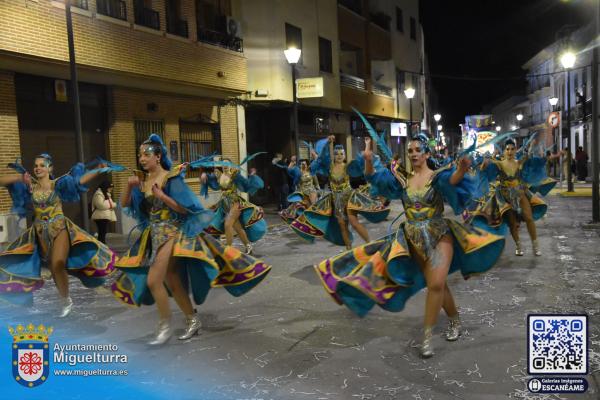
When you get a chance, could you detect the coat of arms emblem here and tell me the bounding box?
[9,323,53,388]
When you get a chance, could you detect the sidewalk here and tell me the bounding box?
[549,181,594,197]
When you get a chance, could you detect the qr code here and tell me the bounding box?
[528,314,587,374]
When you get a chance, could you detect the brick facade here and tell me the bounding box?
[0,0,247,219]
[0,71,22,213]
[109,87,240,198]
[0,0,247,93]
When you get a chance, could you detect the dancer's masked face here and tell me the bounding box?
[334,149,345,164]
[504,144,516,160]
[33,157,52,179]
[408,140,429,168]
[222,159,237,176]
[138,144,161,171]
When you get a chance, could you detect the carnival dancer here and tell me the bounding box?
[111,136,270,345]
[0,155,120,316]
[471,139,558,256]
[291,135,390,249]
[313,131,505,358]
[279,156,321,225]
[198,154,267,256]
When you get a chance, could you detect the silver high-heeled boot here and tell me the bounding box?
[178,314,202,340]
[245,243,253,255]
[446,315,461,341]
[421,326,434,358]
[58,296,73,318]
[532,240,541,256]
[148,318,172,346]
[515,240,524,256]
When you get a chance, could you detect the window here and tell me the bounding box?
[319,37,332,73]
[396,7,403,32]
[410,17,416,40]
[285,23,303,63]
[180,121,221,177]
[134,120,165,169]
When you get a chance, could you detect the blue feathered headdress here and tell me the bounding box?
[410,132,432,153]
[142,133,172,170]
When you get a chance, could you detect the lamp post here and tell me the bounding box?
[515,113,523,137]
[434,113,441,143]
[561,50,576,192]
[65,0,89,231]
[404,87,415,135]
[549,97,560,180]
[284,47,302,157]
[496,126,502,132]
[592,0,600,222]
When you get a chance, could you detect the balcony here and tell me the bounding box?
[72,0,88,9]
[370,12,390,31]
[338,0,362,15]
[371,82,392,97]
[97,0,127,21]
[197,28,243,52]
[167,17,188,38]
[340,73,366,90]
[135,7,160,30]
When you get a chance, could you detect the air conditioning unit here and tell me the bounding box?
[225,16,242,38]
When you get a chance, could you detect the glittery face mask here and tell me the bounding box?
[139,145,159,157]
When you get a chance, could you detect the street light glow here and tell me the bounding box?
[549,97,559,106]
[434,113,441,122]
[437,124,443,131]
[284,47,302,64]
[496,126,502,132]
[560,51,576,69]
[511,125,517,131]
[516,114,523,121]
[440,131,445,137]
[404,87,415,99]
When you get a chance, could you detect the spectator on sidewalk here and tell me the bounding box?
[575,146,588,183]
[91,181,116,244]
[271,152,289,211]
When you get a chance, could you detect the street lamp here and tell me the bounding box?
[284,47,302,157]
[516,113,523,122]
[404,87,415,135]
[511,125,518,131]
[434,114,442,145]
[548,96,560,179]
[561,49,576,192]
[496,126,502,132]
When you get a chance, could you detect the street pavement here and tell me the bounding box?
[1,194,599,399]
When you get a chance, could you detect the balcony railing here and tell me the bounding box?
[372,82,392,97]
[167,18,188,38]
[338,0,362,15]
[135,7,160,30]
[71,0,89,9]
[97,0,127,21]
[370,12,390,31]
[340,73,366,90]
[197,28,243,52]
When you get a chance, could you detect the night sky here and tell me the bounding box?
[420,0,592,136]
